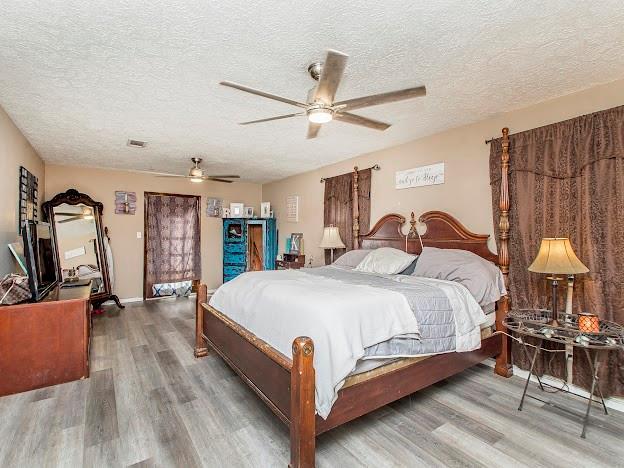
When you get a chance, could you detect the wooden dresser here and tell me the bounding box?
[0,284,92,397]
[276,253,306,269]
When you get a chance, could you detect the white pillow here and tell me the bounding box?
[412,247,506,306]
[354,247,416,275]
[333,249,374,268]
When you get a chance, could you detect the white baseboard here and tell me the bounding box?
[483,358,624,413]
[101,296,142,305]
[103,290,217,306]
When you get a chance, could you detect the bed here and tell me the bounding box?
[195,129,513,467]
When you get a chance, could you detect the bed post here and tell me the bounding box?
[290,337,315,468]
[495,127,513,378]
[194,283,209,358]
[352,166,360,250]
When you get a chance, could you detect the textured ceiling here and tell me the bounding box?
[1,1,624,183]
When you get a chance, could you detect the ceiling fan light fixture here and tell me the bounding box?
[307,107,333,124]
[190,177,203,183]
[189,167,203,177]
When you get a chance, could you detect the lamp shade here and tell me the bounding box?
[528,238,589,275]
[319,225,345,249]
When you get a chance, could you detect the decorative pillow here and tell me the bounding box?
[412,247,506,306]
[333,249,374,268]
[354,247,416,275]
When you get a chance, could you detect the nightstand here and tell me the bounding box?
[276,254,305,269]
[503,309,624,438]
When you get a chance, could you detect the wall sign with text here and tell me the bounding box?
[395,163,445,189]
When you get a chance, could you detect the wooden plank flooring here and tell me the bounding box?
[1,297,623,467]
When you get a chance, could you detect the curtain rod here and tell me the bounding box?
[486,129,514,144]
[320,164,380,183]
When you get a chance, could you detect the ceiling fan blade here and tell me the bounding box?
[205,175,240,179]
[307,122,321,139]
[220,81,307,109]
[314,50,348,105]
[240,113,303,125]
[334,112,391,131]
[206,177,234,183]
[334,86,426,111]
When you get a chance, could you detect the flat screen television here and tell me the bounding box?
[22,221,59,301]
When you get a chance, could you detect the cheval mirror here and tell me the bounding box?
[42,189,124,309]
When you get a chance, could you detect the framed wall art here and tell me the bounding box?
[230,203,244,218]
[206,197,223,217]
[286,195,299,222]
[395,162,445,189]
[115,191,137,214]
[18,166,38,232]
[261,202,271,218]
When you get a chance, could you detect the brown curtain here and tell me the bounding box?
[323,168,372,264]
[145,194,201,297]
[490,105,624,396]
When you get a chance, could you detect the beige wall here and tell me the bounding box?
[45,165,262,299]
[0,105,45,277]
[263,79,624,266]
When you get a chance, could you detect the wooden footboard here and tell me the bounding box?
[195,293,315,467]
[195,287,508,468]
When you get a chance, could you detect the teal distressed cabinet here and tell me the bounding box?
[223,218,278,282]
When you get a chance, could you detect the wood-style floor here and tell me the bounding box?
[1,298,623,467]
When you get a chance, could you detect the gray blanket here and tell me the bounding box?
[304,266,458,357]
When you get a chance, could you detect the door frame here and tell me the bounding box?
[143,192,201,300]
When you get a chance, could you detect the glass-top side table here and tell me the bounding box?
[503,309,624,438]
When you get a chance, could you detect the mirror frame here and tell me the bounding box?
[42,188,124,309]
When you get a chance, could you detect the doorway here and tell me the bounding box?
[143,192,201,299]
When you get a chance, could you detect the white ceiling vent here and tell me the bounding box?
[126,139,147,148]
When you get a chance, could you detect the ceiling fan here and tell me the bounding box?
[56,207,95,224]
[157,158,240,183]
[220,49,426,139]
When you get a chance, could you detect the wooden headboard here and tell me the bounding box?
[356,127,510,285]
[360,211,498,264]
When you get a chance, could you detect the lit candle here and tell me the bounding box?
[578,313,600,333]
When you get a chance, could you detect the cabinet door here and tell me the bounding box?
[223,219,246,244]
[223,219,247,282]
[263,218,278,271]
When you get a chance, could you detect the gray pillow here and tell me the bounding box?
[333,249,373,268]
[412,247,506,306]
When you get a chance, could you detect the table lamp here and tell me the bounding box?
[528,238,589,325]
[320,225,345,264]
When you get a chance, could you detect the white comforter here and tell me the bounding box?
[209,269,485,418]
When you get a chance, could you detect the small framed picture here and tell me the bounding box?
[244,206,254,218]
[260,202,271,218]
[222,207,231,218]
[290,233,303,254]
[230,203,244,218]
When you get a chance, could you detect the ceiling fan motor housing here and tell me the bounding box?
[307,62,323,81]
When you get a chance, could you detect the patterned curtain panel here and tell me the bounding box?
[145,194,201,297]
[323,168,372,264]
[490,105,624,396]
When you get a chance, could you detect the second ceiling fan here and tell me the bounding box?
[220,49,426,139]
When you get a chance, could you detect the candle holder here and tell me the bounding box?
[578,313,600,333]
